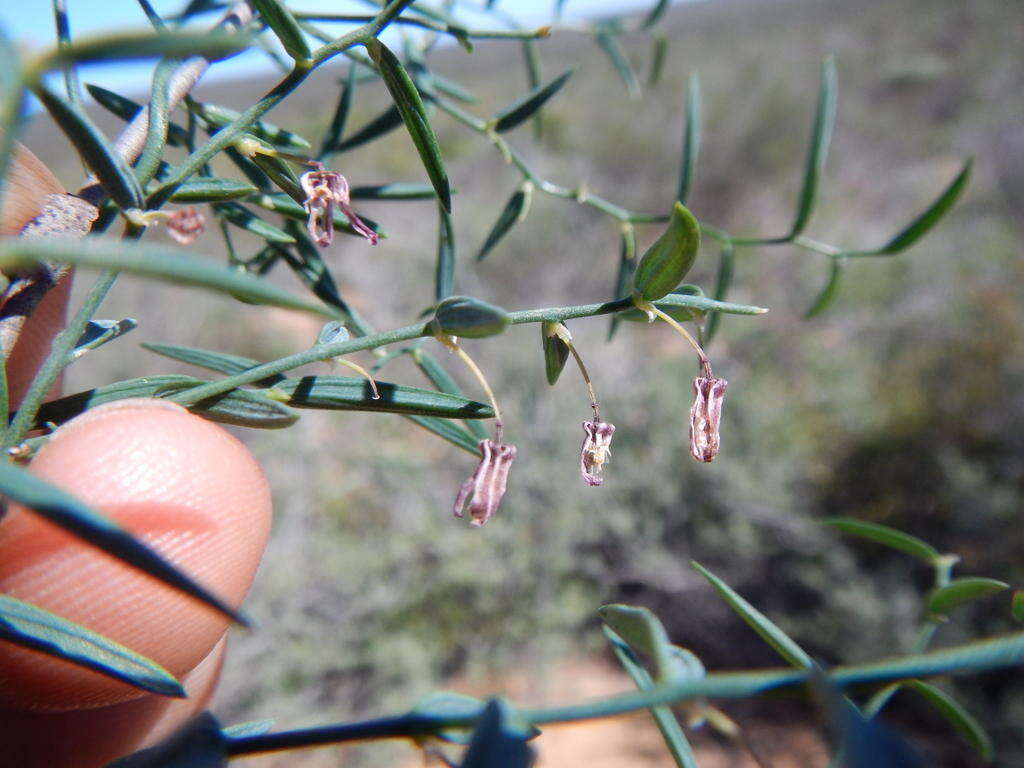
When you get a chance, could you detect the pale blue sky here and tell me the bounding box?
[2,1,671,99]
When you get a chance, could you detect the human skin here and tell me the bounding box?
[0,146,273,767]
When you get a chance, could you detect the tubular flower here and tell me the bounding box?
[689,367,728,463]
[580,419,615,486]
[454,438,517,526]
[165,206,206,245]
[299,169,378,247]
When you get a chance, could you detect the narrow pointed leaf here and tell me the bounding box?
[31,374,297,429]
[692,561,812,668]
[351,183,436,200]
[251,0,311,62]
[0,594,184,697]
[598,604,684,682]
[824,517,939,563]
[677,72,701,205]
[406,414,481,455]
[269,375,494,419]
[604,627,699,768]
[848,159,972,256]
[632,202,701,302]
[222,720,275,738]
[805,256,845,318]
[192,102,311,151]
[319,64,357,158]
[521,40,543,139]
[477,186,530,260]
[648,35,668,87]
[905,680,992,760]
[608,225,636,340]
[36,30,251,69]
[436,205,455,301]
[542,322,571,385]
[704,241,734,344]
[106,711,226,768]
[0,461,245,624]
[0,238,344,320]
[368,40,451,212]
[412,348,489,441]
[1013,592,1024,623]
[788,57,836,239]
[596,31,640,99]
[333,105,404,152]
[170,178,257,203]
[142,342,284,386]
[492,69,572,133]
[642,0,672,29]
[69,318,138,362]
[927,578,1009,618]
[34,83,142,210]
[214,202,295,243]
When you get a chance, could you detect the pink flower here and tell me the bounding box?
[689,370,728,463]
[165,206,205,244]
[580,419,615,486]
[299,169,378,247]
[454,438,517,526]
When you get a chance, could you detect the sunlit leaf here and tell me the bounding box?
[632,202,701,302]
[436,204,455,301]
[251,0,311,62]
[492,69,572,133]
[477,185,531,260]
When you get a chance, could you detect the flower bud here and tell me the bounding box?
[689,373,727,462]
[165,207,206,245]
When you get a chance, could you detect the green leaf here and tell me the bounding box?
[542,322,571,386]
[436,205,455,301]
[367,40,451,212]
[214,202,295,243]
[432,296,510,338]
[406,414,481,455]
[411,348,489,441]
[642,0,672,29]
[412,691,485,744]
[191,101,311,152]
[477,185,531,260]
[847,159,972,257]
[251,0,311,62]
[69,318,137,362]
[863,682,904,720]
[85,83,189,146]
[319,64,357,158]
[595,30,640,100]
[692,561,813,669]
[351,183,436,200]
[823,517,940,563]
[927,577,1009,618]
[632,202,701,302]
[269,375,495,420]
[647,35,668,88]
[1013,591,1024,623]
[520,40,544,139]
[106,711,226,768]
[788,56,837,239]
[905,680,992,760]
[34,83,142,210]
[598,604,689,682]
[703,241,734,344]
[805,256,845,318]
[0,238,344,320]
[459,699,535,768]
[604,627,699,768]
[0,461,245,624]
[492,69,572,133]
[333,105,404,153]
[142,342,284,386]
[676,71,701,204]
[32,374,298,430]
[34,30,251,69]
[607,225,636,340]
[0,594,184,697]
[169,178,258,203]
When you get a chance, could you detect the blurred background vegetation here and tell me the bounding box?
[25,0,1022,764]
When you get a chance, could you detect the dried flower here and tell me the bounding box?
[454,438,517,526]
[165,206,205,245]
[300,169,378,247]
[580,419,615,486]
[689,368,728,462]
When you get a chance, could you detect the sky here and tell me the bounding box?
[1,1,669,99]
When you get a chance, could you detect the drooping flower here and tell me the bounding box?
[580,419,615,486]
[299,169,378,247]
[165,206,205,245]
[454,438,517,526]
[689,367,728,462]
